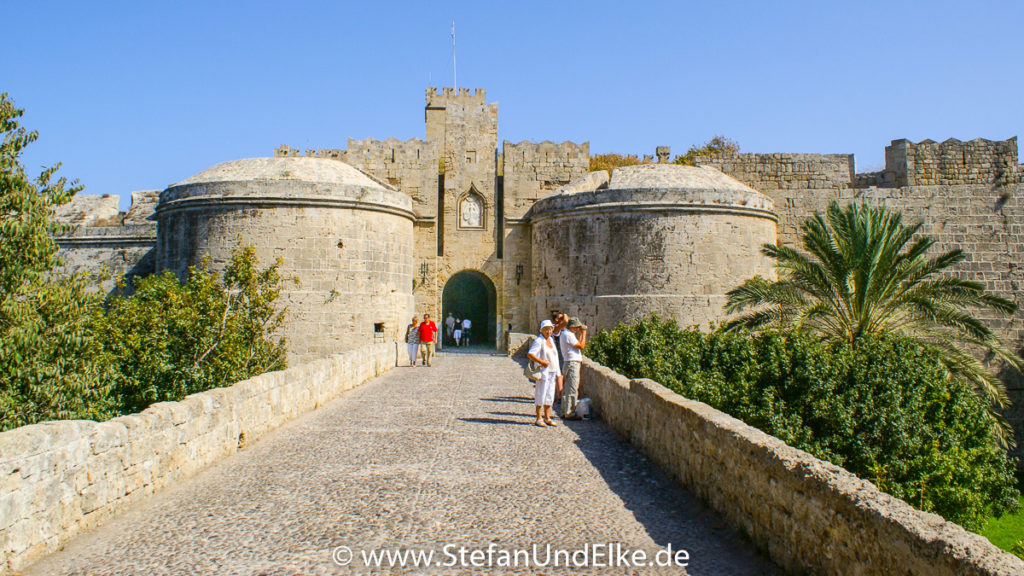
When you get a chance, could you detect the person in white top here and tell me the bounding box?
[461,317,472,346]
[445,313,456,343]
[558,317,588,419]
[527,319,560,427]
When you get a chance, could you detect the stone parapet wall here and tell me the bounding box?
[581,358,1024,576]
[506,331,534,357]
[695,152,854,190]
[0,342,398,576]
[52,194,121,227]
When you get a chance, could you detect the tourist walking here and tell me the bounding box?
[453,325,463,348]
[418,313,438,366]
[559,317,587,418]
[528,319,560,427]
[405,316,421,366]
[461,317,472,346]
[445,313,456,344]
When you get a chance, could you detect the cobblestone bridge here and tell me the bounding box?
[25,351,777,575]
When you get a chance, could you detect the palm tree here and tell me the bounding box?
[724,201,1022,444]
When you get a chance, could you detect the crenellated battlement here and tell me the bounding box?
[504,140,590,157]
[425,86,487,108]
[273,144,344,159]
[884,137,1021,186]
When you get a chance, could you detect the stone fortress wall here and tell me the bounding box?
[691,151,855,191]
[51,89,1024,447]
[502,140,590,219]
[276,138,444,332]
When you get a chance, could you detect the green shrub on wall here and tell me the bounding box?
[588,316,1020,530]
[103,248,288,415]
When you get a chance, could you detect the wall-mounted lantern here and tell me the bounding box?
[515,263,524,286]
[420,262,430,285]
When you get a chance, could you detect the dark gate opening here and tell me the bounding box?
[441,270,497,347]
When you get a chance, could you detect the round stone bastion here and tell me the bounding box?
[527,163,777,334]
[155,157,415,363]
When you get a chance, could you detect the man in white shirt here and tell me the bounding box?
[559,317,587,419]
[461,317,472,346]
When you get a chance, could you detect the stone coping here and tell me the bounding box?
[580,357,1024,575]
[0,342,398,575]
[156,180,415,221]
[528,186,776,223]
[54,236,157,247]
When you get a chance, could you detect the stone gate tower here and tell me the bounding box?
[426,88,501,343]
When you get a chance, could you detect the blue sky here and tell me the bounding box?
[5,1,1023,210]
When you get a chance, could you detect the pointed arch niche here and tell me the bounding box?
[458,186,486,230]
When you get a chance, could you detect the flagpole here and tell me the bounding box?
[451,21,457,91]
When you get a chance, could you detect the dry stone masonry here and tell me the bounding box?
[581,358,1024,575]
[0,342,398,575]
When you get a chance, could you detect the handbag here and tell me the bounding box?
[524,360,544,382]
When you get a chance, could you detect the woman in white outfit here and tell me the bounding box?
[405,317,420,366]
[527,319,560,427]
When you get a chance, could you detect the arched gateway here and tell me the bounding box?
[441,270,497,347]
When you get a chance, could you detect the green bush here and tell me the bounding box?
[588,316,1020,530]
[0,246,288,431]
[102,248,287,414]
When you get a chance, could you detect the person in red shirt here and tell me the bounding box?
[417,313,439,367]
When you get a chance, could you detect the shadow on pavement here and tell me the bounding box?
[480,396,533,404]
[562,419,779,575]
[458,417,534,427]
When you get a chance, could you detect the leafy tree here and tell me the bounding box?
[673,135,740,166]
[589,152,649,174]
[0,93,78,290]
[0,94,289,430]
[102,248,287,413]
[588,316,1020,530]
[0,93,115,430]
[724,201,1022,444]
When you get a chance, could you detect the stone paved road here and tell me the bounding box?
[26,350,779,576]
